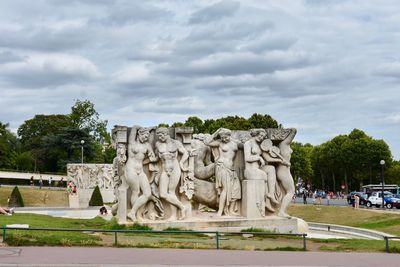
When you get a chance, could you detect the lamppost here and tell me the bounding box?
[81,140,85,164]
[380,159,385,209]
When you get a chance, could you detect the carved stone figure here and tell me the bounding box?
[155,127,189,220]
[124,126,157,221]
[111,143,127,215]
[205,128,241,216]
[275,128,297,217]
[192,133,215,180]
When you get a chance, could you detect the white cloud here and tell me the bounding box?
[0,53,100,87]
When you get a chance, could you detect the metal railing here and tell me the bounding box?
[1,226,308,250]
[384,236,400,253]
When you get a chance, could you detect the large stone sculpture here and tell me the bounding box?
[111,125,298,224]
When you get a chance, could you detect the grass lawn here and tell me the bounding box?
[0,186,69,207]
[287,204,400,236]
[0,202,399,252]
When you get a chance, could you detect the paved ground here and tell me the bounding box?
[0,247,399,266]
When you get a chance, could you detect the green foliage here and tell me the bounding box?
[15,151,34,171]
[70,99,108,142]
[15,100,109,172]
[310,129,393,191]
[247,113,279,129]
[165,113,279,134]
[89,186,103,206]
[184,116,204,133]
[128,223,153,231]
[291,142,313,183]
[9,186,24,207]
[386,160,400,184]
[0,122,18,169]
[171,122,184,128]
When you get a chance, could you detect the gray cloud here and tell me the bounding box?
[0,0,399,159]
[189,1,240,24]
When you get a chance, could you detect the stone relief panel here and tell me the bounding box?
[111,125,297,223]
[67,164,114,190]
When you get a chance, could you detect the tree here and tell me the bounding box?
[291,142,313,185]
[0,122,18,169]
[157,123,169,128]
[184,116,204,133]
[89,185,104,206]
[204,115,252,133]
[15,151,34,171]
[9,186,24,207]
[171,122,184,128]
[248,113,279,129]
[17,114,71,171]
[311,129,393,192]
[70,99,108,142]
[43,126,95,171]
[387,160,400,184]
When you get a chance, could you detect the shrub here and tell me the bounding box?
[9,186,24,207]
[88,186,103,206]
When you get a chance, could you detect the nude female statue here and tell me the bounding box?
[244,129,284,210]
[276,128,297,217]
[205,128,241,216]
[124,126,157,221]
[155,127,189,220]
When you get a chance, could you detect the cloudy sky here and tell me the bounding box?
[0,0,399,159]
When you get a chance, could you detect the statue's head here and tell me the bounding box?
[250,128,266,142]
[219,128,232,143]
[138,127,150,143]
[156,127,169,142]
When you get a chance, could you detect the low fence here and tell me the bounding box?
[384,236,400,253]
[1,226,308,250]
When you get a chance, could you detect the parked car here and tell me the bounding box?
[366,191,400,209]
[347,192,368,206]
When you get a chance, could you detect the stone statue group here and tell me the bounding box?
[111,125,296,222]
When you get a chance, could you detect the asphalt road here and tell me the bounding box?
[0,247,399,267]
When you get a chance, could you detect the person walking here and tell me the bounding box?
[39,176,43,189]
[354,194,360,209]
[303,191,307,204]
[48,177,52,188]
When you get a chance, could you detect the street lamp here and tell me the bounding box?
[81,140,85,164]
[380,159,385,209]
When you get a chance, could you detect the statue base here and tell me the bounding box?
[119,211,308,234]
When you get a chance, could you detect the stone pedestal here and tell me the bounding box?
[241,180,265,218]
[117,188,127,223]
[68,194,80,208]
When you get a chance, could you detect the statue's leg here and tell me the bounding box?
[129,172,151,220]
[125,171,140,220]
[277,167,295,218]
[167,168,187,219]
[264,166,279,205]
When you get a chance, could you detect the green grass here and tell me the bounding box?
[288,204,400,236]
[1,205,399,252]
[0,187,69,207]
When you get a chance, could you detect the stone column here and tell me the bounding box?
[241,180,265,218]
[117,188,127,223]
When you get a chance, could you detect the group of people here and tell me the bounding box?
[28,175,65,188]
[66,181,77,195]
